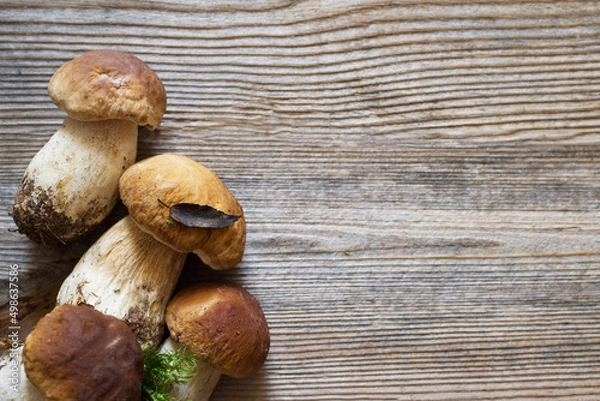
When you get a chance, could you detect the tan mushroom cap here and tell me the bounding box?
[23,304,143,401]
[119,154,246,270]
[48,50,167,130]
[165,281,270,378]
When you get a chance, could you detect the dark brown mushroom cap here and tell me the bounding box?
[48,50,166,130]
[165,281,270,378]
[23,304,143,401]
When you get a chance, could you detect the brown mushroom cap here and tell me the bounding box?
[165,281,270,378]
[119,154,246,270]
[48,50,166,130]
[23,304,143,401]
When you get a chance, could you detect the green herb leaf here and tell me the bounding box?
[142,347,197,401]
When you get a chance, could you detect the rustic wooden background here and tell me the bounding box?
[1,1,600,399]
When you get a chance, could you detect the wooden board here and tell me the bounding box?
[1,1,599,399]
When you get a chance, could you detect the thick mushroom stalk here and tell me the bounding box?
[12,118,137,245]
[158,282,270,401]
[12,50,166,245]
[57,215,186,349]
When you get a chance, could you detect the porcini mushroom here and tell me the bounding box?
[56,215,187,349]
[157,281,270,401]
[119,154,246,270]
[12,50,166,245]
[22,304,144,401]
[56,154,246,348]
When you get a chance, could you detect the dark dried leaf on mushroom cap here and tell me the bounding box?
[23,304,144,401]
[48,50,167,130]
[168,202,242,229]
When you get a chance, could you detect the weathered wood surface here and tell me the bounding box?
[1,1,600,399]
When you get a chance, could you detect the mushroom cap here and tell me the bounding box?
[119,154,246,270]
[23,304,143,401]
[48,50,167,130]
[165,281,270,378]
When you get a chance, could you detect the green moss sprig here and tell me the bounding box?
[142,346,197,401]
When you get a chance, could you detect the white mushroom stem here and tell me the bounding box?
[12,117,138,245]
[158,337,221,401]
[56,215,186,349]
[0,345,43,401]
